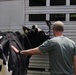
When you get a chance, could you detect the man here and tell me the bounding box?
[11,21,76,75]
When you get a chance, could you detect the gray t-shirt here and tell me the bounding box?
[39,36,76,75]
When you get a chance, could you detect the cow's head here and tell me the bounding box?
[23,25,50,49]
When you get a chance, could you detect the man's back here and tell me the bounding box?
[49,36,76,75]
[39,36,76,75]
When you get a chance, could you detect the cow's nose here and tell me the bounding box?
[0,65,2,71]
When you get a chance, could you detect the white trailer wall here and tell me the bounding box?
[0,0,24,32]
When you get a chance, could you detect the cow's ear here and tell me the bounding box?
[22,26,30,34]
[24,29,29,34]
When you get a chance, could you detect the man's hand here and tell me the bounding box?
[11,45,41,55]
[11,45,19,53]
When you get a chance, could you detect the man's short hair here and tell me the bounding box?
[52,21,64,31]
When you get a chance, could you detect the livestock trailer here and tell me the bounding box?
[0,0,76,75]
[24,0,76,75]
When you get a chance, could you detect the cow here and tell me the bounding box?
[0,31,30,75]
[0,31,10,75]
[22,25,50,48]
[0,25,50,75]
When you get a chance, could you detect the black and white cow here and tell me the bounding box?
[0,31,10,75]
[5,31,31,75]
[23,25,50,48]
[0,25,50,75]
[0,31,29,75]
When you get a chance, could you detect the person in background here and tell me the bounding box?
[11,21,76,75]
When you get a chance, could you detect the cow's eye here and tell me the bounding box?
[0,65,2,71]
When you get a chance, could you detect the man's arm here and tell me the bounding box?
[73,55,76,75]
[11,45,42,55]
